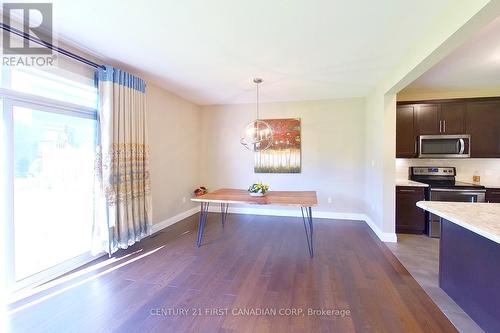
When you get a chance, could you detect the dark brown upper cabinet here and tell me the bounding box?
[466,100,500,158]
[397,97,500,158]
[396,105,416,158]
[415,104,440,135]
[415,103,465,136]
[440,103,465,134]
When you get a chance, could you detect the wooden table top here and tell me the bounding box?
[191,188,318,207]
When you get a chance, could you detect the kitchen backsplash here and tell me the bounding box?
[396,159,500,186]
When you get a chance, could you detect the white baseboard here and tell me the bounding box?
[362,214,398,243]
[207,205,397,243]
[151,207,199,234]
[207,205,365,220]
[151,205,397,243]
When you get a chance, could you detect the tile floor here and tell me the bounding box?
[386,234,484,333]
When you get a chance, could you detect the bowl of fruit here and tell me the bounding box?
[248,182,269,196]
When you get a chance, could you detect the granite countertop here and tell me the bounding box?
[416,201,500,244]
[396,179,429,187]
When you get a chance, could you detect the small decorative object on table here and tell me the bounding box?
[194,186,208,197]
[248,182,269,196]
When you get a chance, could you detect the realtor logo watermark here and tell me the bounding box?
[2,3,57,66]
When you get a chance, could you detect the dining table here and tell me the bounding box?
[191,188,318,257]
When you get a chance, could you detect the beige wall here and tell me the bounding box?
[200,98,366,213]
[146,83,201,225]
[364,92,397,235]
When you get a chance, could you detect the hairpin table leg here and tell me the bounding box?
[197,202,210,247]
[301,206,314,258]
[220,203,229,227]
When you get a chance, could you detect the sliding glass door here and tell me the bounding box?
[2,65,99,291]
[12,102,96,281]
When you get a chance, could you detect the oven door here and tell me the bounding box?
[419,135,470,158]
[427,188,485,237]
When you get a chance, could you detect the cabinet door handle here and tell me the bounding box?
[399,189,416,193]
[489,191,500,195]
[439,120,442,133]
[443,120,446,133]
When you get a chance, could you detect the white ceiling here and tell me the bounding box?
[402,15,500,94]
[32,0,457,105]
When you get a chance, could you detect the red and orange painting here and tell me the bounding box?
[255,118,301,173]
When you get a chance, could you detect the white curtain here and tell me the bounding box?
[93,65,152,255]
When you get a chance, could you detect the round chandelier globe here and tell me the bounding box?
[240,119,274,152]
[240,77,274,152]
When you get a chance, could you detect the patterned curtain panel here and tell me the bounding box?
[93,65,152,255]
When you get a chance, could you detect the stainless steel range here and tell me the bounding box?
[409,166,485,238]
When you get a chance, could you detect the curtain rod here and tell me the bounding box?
[0,23,106,70]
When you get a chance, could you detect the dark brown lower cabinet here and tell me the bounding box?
[396,186,425,234]
[486,188,500,203]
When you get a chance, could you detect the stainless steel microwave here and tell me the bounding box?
[418,135,470,158]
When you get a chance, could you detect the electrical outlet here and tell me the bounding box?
[327,197,332,204]
[473,175,480,183]
[182,196,186,203]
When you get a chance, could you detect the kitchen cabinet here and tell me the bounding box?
[465,101,500,158]
[415,104,440,135]
[396,97,500,158]
[396,186,425,234]
[396,105,416,158]
[414,103,465,136]
[440,103,465,134]
[439,218,500,332]
[486,188,500,203]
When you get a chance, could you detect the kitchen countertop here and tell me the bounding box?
[481,183,500,189]
[396,179,429,187]
[456,180,500,189]
[416,201,500,244]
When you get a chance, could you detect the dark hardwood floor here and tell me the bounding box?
[8,212,457,333]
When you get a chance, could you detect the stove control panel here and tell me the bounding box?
[411,167,456,176]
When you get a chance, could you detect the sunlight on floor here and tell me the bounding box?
[8,244,166,315]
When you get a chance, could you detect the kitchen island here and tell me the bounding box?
[417,201,500,333]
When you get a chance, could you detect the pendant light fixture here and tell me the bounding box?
[240,78,273,152]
